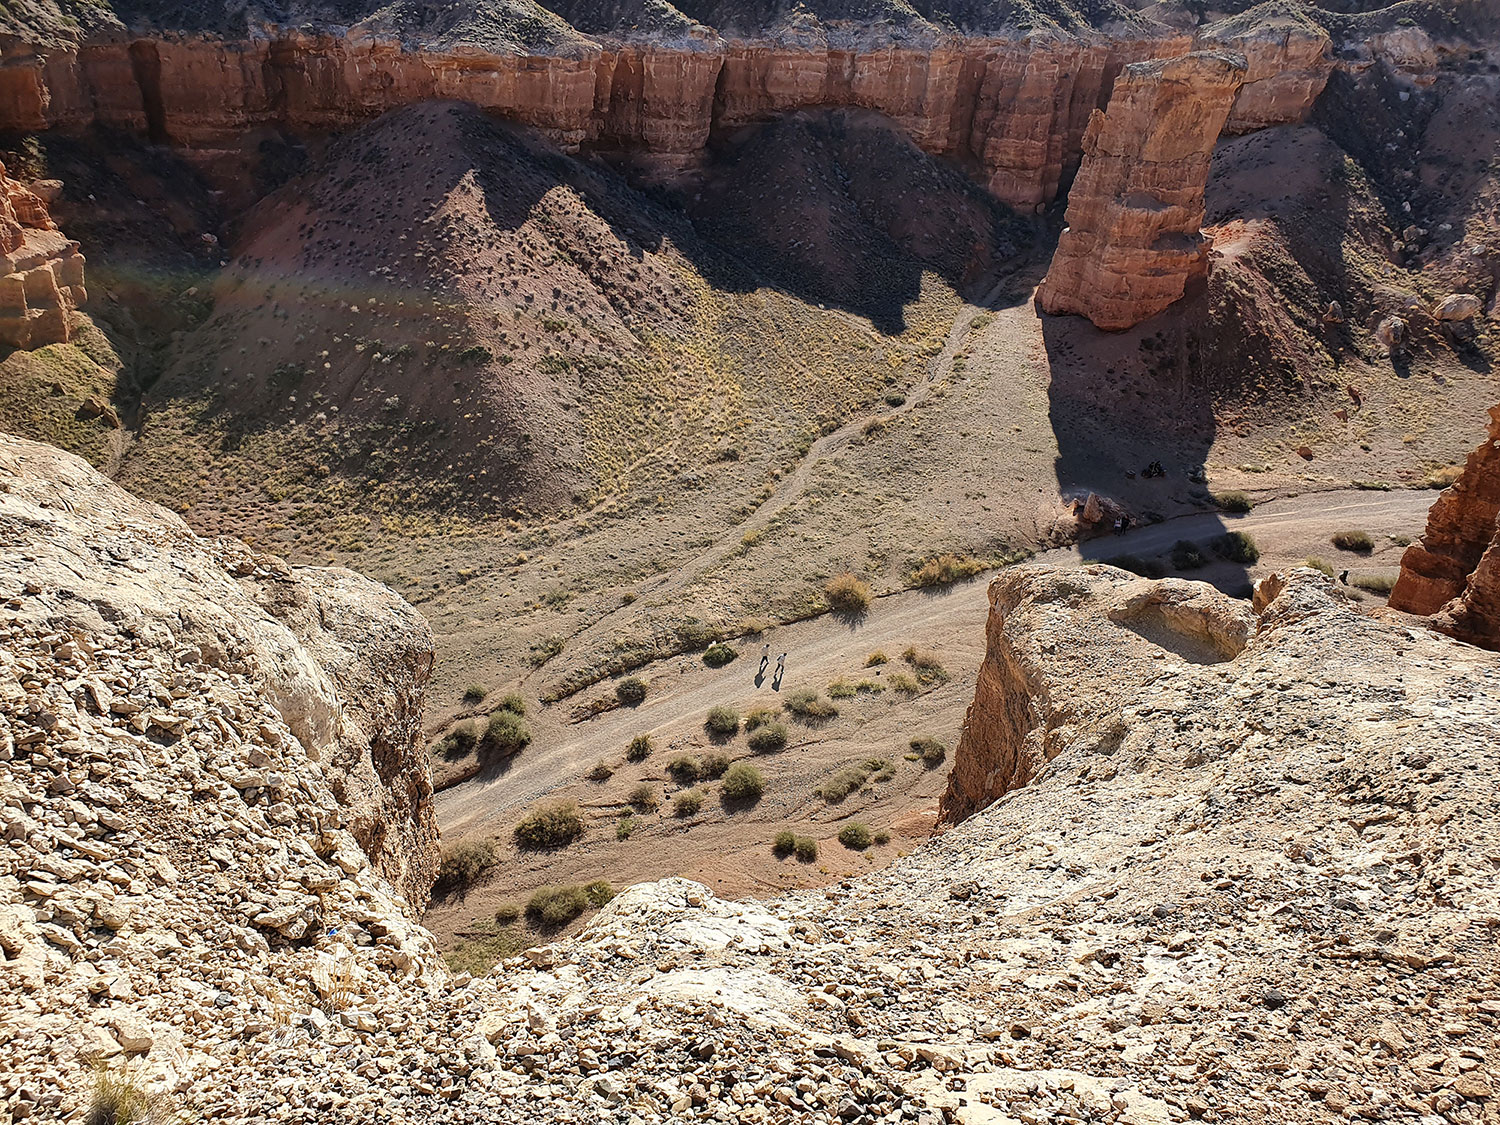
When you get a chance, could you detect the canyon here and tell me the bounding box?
[0,160,84,349]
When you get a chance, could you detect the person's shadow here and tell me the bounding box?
[754,659,767,688]
[772,667,784,692]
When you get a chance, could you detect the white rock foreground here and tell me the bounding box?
[2,433,1498,1124]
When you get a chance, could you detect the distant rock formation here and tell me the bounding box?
[1390,404,1500,649]
[1035,51,1247,331]
[0,163,85,349]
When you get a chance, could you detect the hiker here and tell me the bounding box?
[1113,518,1124,536]
[1339,570,1349,586]
[775,653,787,676]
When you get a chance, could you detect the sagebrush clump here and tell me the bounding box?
[721,762,764,802]
[825,572,873,613]
[514,801,584,849]
[436,838,496,890]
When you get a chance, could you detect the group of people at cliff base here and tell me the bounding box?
[759,644,786,690]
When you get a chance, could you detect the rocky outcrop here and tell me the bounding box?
[1036,51,1247,330]
[0,19,1332,211]
[0,162,84,350]
[1390,404,1500,649]
[0,433,437,902]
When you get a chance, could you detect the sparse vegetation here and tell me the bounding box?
[436,838,497,891]
[666,755,702,783]
[1353,481,1391,492]
[825,572,873,613]
[1353,574,1396,594]
[586,762,614,782]
[818,765,870,803]
[783,688,838,721]
[748,722,789,752]
[673,789,704,817]
[462,683,488,705]
[838,822,874,850]
[514,801,584,850]
[703,642,738,668]
[525,884,590,926]
[1422,465,1463,489]
[865,651,889,666]
[87,1066,179,1125]
[721,763,765,802]
[873,830,891,846]
[480,709,531,759]
[1212,491,1253,513]
[901,646,949,685]
[1331,530,1374,554]
[1108,554,1166,579]
[436,720,478,759]
[744,707,778,730]
[827,679,856,699]
[1305,557,1336,578]
[495,903,521,925]
[615,815,636,840]
[887,672,919,694]
[908,553,985,587]
[773,829,797,856]
[529,635,565,666]
[499,693,526,715]
[1213,532,1261,565]
[705,705,740,737]
[794,836,819,862]
[1170,540,1208,571]
[910,736,947,766]
[700,752,731,779]
[616,677,647,706]
[626,734,653,761]
[628,784,658,811]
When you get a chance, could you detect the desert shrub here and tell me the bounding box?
[1353,481,1391,491]
[462,683,488,705]
[838,822,873,850]
[703,643,737,668]
[615,677,647,706]
[873,830,891,846]
[1304,556,1335,578]
[676,618,722,650]
[626,734,653,761]
[586,762,614,782]
[888,672,919,695]
[529,635,564,666]
[673,789,704,817]
[818,765,871,803]
[628,784,658,811]
[1213,531,1260,564]
[495,902,521,925]
[480,710,531,759]
[1212,491,1253,513]
[908,553,985,588]
[827,679,856,699]
[1107,554,1166,579]
[744,707,777,730]
[437,838,497,890]
[825,572,873,613]
[1354,574,1396,594]
[721,763,765,802]
[748,722,789,752]
[854,679,885,694]
[1170,540,1208,571]
[705,705,740,737]
[514,801,584,850]
[901,647,950,686]
[615,815,636,840]
[666,755,702,783]
[910,737,947,766]
[499,693,526,716]
[1423,465,1463,489]
[1390,534,1411,547]
[87,1069,177,1125]
[437,720,478,759]
[772,829,797,856]
[584,880,615,906]
[794,836,819,862]
[1331,530,1374,554]
[865,651,889,666]
[526,884,590,926]
[700,752,731,780]
[784,689,838,720]
[862,416,885,437]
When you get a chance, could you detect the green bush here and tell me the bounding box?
[436,838,497,890]
[721,763,765,802]
[748,722,789,752]
[1353,574,1396,594]
[818,765,872,803]
[865,651,889,666]
[887,672,919,695]
[586,762,614,782]
[462,683,488,705]
[499,693,526,716]
[495,902,521,925]
[873,830,891,846]
[437,720,478,759]
[666,755,702,783]
[628,783,658,811]
[705,705,740,736]
[794,836,819,862]
[1213,491,1253,513]
[616,815,636,840]
[1170,540,1208,571]
[626,734,653,761]
[827,679,856,700]
[1107,554,1166,579]
[480,710,531,760]
[583,880,615,906]
[700,752,731,780]
[1213,531,1260,564]
[772,829,797,855]
[514,801,584,850]
[908,553,985,588]
[616,677,647,706]
[910,737,947,766]
[825,572,873,613]
[744,707,778,731]
[838,822,873,850]
[703,643,738,668]
[901,647,950,686]
[784,688,838,721]
[1304,556,1335,578]
[674,789,704,817]
[526,884,590,926]
[1331,530,1374,554]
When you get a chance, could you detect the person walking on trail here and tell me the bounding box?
[775,653,787,678]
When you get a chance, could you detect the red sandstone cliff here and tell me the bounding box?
[1390,405,1500,649]
[0,162,84,349]
[1035,51,1246,331]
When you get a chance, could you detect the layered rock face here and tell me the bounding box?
[0,21,1331,212]
[1035,51,1247,331]
[0,162,85,350]
[1390,404,1500,649]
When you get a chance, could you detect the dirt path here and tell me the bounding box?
[438,486,1432,838]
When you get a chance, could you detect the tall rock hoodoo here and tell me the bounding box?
[0,163,85,349]
[1390,404,1500,649]
[1035,51,1247,331]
